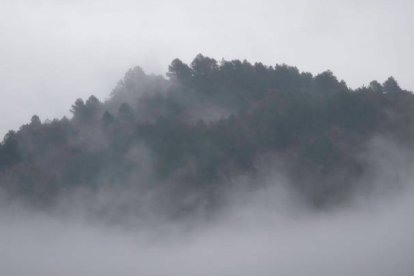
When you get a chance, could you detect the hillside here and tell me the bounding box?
[1,54,413,218]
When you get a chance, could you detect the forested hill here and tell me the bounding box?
[0,54,413,214]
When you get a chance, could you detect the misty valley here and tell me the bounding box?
[1,55,413,276]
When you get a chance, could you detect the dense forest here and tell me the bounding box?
[1,54,413,218]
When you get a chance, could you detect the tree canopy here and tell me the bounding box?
[0,55,413,213]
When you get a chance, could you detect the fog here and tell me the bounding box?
[1,0,414,136]
[1,138,413,276]
[1,182,413,276]
[1,1,414,274]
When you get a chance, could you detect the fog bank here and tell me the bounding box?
[1,179,413,276]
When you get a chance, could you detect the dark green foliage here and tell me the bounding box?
[167,58,193,83]
[102,111,115,127]
[1,55,413,210]
[383,77,402,94]
[0,131,21,168]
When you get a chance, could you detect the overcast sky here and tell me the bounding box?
[0,0,413,137]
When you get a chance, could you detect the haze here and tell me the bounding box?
[1,169,413,276]
[1,1,414,275]
[1,0,413,136]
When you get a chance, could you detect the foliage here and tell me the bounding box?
[1,55,413,210]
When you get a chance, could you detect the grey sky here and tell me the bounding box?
[0,0,413,137]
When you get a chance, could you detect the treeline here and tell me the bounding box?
[1,54,413,212]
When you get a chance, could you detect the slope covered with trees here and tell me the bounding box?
[0,54,413,216]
